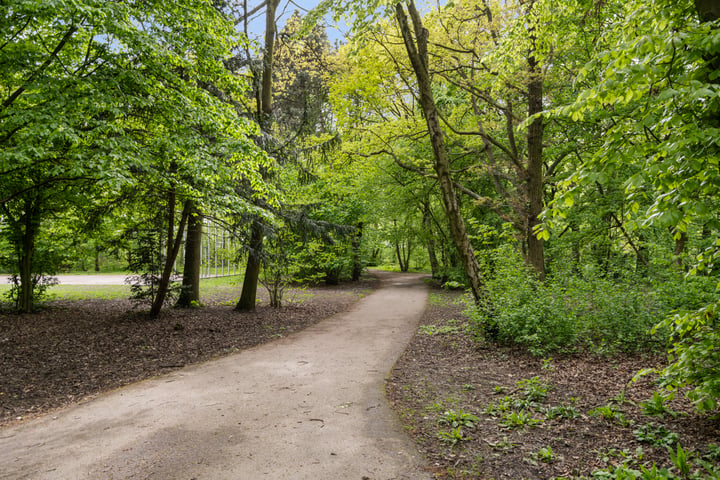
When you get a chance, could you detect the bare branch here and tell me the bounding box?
[234,0,268,26]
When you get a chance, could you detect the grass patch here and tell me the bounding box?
[419,324,461,335]
[0,274,246,303]
[47,285,131,300]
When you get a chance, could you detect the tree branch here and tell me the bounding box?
[234,0,268,26]
[611,212,649,266]
[1,24,78,113]
[0,176,93,205]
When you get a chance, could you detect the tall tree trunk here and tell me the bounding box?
[439,243,450,281]
[405,241,412,272]
[150,198,191,317]
[237,0,280,311]
[422,203,440,279]
[395,1,485,302]
[236,221,264,310]
[395,241,403,271]
[526,12,546,280]
[94,243,101,272]
[260,0,280,123]
[176,202,203,307]
[351,222,363,281]
[672,228,687,271]
[17,197,38,313]
[396,239,412,272]
[636,231,649,276]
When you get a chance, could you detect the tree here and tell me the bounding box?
[417,0,586,280]
[330,19,481,283]
[324,0,588,290]
[231,5,359,305]
[0,0,265,313]
[547,0,720,409]
[273,11,335,137]
[393,1,486,301]
[176,204,203,308]
[235,0,281,311]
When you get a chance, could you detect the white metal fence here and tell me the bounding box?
[174,218,241,278]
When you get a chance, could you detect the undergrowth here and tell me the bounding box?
[465,246,718,357]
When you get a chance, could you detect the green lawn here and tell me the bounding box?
[0,275,245,302]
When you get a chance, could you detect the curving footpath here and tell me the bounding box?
[0,271,432,480]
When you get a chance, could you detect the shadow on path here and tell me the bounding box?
[0,271,432,480]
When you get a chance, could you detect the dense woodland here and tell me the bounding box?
[2,0,720,477]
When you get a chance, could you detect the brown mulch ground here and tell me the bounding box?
[385,288,720,479]
[4,278,720,478]
[0,277,377,427]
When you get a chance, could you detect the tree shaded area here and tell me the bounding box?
[0,0,266,313]
[387,289,720,479]
[0,278,375,426]
[2,0,720,475]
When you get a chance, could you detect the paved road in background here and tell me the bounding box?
[0,271,432,480]
[52,274,128,285]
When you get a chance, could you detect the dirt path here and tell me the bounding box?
[0,272,432,480]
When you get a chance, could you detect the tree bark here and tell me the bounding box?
[237,0,279,311]
[150,198,191,317]
[176,202,203,307]
[395,1,485,302]
[17,197,38,313]
[351,222,363,281]
[422,203,440,279]
[526,14,546,280]
[94,243,101,272]
[395,239,411,272]
[260,0,280,121]
[635,231,649,276]
[673,229,688,271]
[236,221,264,310]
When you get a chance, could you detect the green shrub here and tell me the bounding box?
[517,376,551,403]
[465,245,709,356]
[467,243,720,411]
[291,239,353,285]
[565,276,665,353]
[655,301,720,413]
[419,324,461,336]
[633,423,680,448]
[468,246,577,356]
[438,426,466,445]
[499,410,543,429]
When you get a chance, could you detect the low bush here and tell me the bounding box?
[465,245,718,357]
[469,247,577,356]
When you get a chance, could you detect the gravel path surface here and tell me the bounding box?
[0,271,432,479]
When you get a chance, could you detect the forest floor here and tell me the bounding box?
[0,277,377,427]
[386,288,720,479]
[3,277,719,479]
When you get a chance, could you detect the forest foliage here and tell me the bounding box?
[1,0,720,415]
